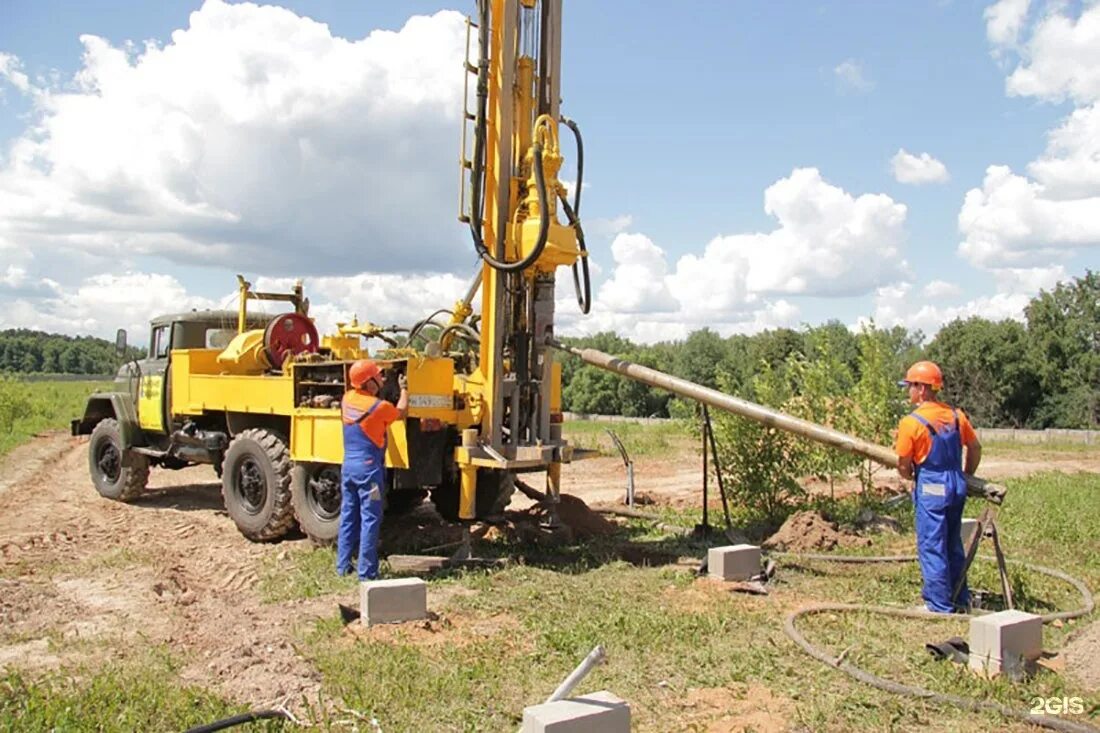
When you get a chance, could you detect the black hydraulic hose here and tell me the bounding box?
[406,309,454,344]
[183,708,289,733]
[598,506,1097,731]
[559,117,590,313]
[559,192,591,314]
[466,0,549,274]
[560,116,583,216]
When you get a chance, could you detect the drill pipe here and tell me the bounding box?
[548,340,1006,504]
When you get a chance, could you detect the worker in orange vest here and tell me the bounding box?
[336,359,408,580]
[895,360,982,613]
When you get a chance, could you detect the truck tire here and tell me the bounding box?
[88,418,149,501]
[222,429,295,541]
[430,469,514,521]
[291,464,341,546]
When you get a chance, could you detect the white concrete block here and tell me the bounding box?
[708,544,761,581]
[360,578,428,626]
[961,518,980,549]
[522,691,630,733]
[969,609,1042,676]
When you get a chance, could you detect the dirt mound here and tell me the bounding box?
[514,494,617,540]
[762,510,870,552]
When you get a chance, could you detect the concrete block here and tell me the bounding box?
[521,691,630,733]
[708,544,761,581]
[961,518,980,548]
[969,609,1042,676]
[360,578,428,626]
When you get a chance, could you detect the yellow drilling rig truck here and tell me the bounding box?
[73,0,590,544]
[73,0,1005,544]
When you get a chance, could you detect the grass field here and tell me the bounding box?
[0,388,1096,730]
[5,471,1094,731]
[0,377,115,458]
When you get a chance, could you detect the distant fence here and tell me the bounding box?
[977,428,1097,445]
[563,412,671,426]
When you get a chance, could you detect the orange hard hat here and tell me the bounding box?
[349,359,382,389]
[900,360,943,391]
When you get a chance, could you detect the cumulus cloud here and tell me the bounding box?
[0,1,470,277]
[984,0,1031,49]
[556,168,906,343]
[922,280,962,298]
[868,281,1031,337]
[834,59,874,92]
[891,149,950,184]
[959,2,1100,270]
[0,52,31,93]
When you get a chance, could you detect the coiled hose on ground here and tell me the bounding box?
[597,507,1099,733]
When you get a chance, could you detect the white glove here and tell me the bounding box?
[398,373,408,391]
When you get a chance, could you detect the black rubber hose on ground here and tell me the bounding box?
[183,708,289,733]
[597,507,1098,732]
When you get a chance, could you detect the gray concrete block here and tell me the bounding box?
[708,544,761,581]
[961,518,980,548]
[522,691,630,733]
[360,578,428,626]
[969,609,1042,676]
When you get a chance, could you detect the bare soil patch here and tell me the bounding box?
[1064,621,1100,693]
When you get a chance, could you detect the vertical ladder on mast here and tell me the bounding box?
[457,15,479,225]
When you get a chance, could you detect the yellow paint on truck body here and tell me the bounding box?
[169,347,477,472]
[138,373,165,433]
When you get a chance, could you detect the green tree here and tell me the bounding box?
[711,363,808,524]
[1024,271,1100,428]
[925,317,1040,427]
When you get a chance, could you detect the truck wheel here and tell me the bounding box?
[291,464,341,546]
[222,429,295,541]
[88,418,149,501]
[430,469,514,521]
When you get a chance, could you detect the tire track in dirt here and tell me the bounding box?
[0,434,327,711]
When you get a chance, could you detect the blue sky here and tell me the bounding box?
[0,0,1096,344]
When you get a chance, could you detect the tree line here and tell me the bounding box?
[0,329,145,376]
[560,272,1098,430]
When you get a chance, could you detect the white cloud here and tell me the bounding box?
[688,168,908,298]
[1,272,218,338]
[985,0,1031,49]
[868,281,1031,338]
[556,168,906,343]
[959,164,1100,267]
[585,214,633,239]
[959,2,1100,270]
[834,59,874,92]
[891,148,950,184]
[1002,3,1100,104]
[0,52,30,93]
[0,1,470,277]
[922,280,962,298]
[596,234,678,314]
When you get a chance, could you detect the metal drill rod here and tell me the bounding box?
[548,340,1007,504]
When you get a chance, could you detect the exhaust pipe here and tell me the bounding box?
[548,340,1006,504]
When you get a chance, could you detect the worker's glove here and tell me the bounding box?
[398,373,408,391]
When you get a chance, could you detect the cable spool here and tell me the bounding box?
[263,313,319,369]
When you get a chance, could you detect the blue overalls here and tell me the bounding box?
[911,409,970,613]
[336,398,386,580]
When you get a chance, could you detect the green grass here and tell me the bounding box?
[0,378,115,458]
[269,471,1099,732]
[983,439,1099,457]
[562,419,695,459]
[0,650,276,733]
